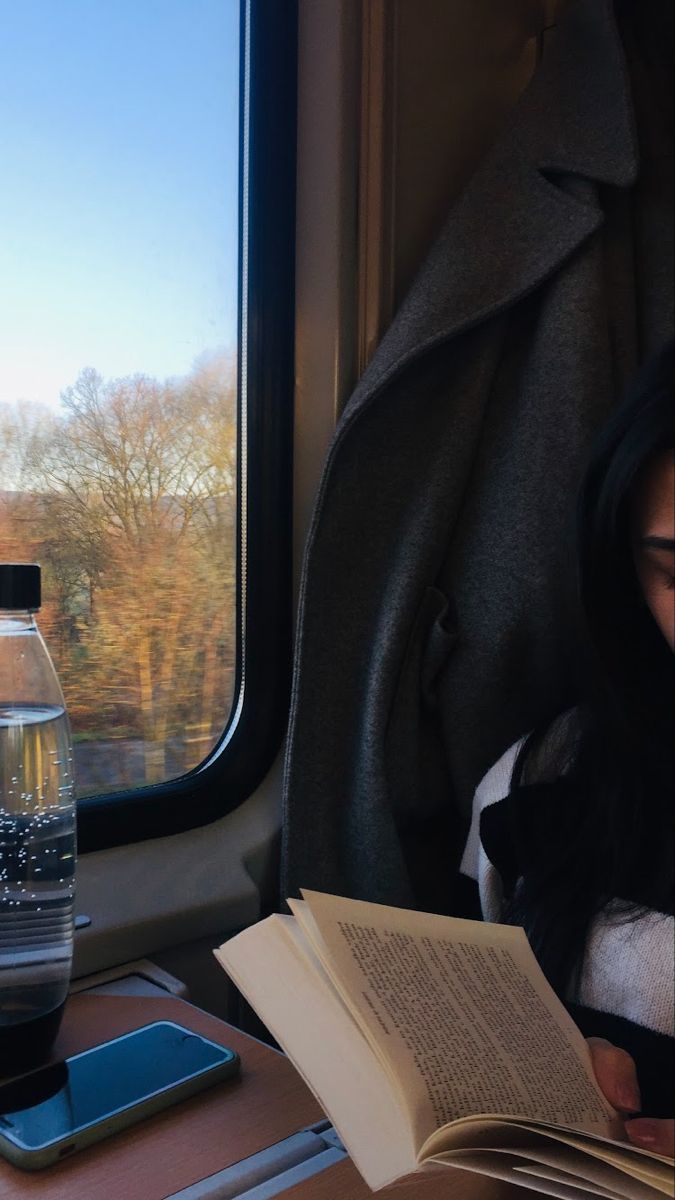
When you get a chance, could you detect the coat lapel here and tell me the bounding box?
[343,0,638,420]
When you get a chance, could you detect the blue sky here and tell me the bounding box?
[0,0,240,410]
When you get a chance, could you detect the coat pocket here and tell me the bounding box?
[385,585,458,825]
[385,585,467,911]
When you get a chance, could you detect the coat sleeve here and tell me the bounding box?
[459,737,526,922]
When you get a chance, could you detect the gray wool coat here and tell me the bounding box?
[281,0,674,912]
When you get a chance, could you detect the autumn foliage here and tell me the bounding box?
[0,353,237,796]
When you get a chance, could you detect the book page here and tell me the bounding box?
[300,890,617,1154]
[430,1120,659,1200]
[435,1150,628,1200]
[214,914,418,1191]
[528,1126,675,1196]
[514,1162,644,1200]
[437,1117,673,1198]
[288,898,404,1094]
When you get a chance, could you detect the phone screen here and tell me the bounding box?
[0,1022,237,1150]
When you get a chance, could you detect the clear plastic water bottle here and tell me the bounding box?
[0,563,76,1073]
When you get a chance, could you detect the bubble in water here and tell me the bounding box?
[0,706,75,1027]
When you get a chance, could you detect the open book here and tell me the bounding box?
[214,891,674,1200]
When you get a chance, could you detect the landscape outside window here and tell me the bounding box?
[0,1,240,797]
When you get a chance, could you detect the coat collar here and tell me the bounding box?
[343,0,638,419]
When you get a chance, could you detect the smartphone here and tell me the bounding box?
[0,1020,240,1170]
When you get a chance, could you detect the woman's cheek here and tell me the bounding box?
[641,571,675,652]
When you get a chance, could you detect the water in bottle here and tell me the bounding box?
[0,564,76,1073]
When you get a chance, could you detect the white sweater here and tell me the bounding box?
[460,739,674,1116]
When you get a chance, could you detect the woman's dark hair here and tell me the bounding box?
[506,340,674,998]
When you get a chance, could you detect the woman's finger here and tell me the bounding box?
[625,1118,675,1159]
[586,1038,642,1113]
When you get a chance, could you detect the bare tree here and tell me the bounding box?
[8,355,237,789]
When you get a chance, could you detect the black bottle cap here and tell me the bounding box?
[0,563,41,611]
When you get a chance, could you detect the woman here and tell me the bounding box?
[461,340,674,1156]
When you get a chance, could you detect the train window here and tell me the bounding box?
[0,0,296,850]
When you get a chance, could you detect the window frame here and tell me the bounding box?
[77,0,297,853]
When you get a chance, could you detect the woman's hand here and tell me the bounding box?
[587,1038,675,1158]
